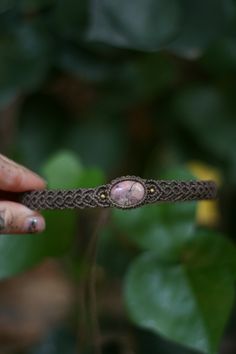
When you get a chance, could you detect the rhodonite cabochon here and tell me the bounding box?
[109,178,146,208]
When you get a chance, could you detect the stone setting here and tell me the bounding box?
[109,177,146,209]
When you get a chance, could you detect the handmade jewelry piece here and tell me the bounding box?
[18,176,218,210]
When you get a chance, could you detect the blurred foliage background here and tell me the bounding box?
[1,1,236,354]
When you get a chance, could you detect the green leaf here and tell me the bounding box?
[77,167,106,187]
[112,201,196,261]
[0,151,83,279]
[172,85,236,168]
[200,38,236,75]
[17,95,70,171]
[41,151,84,256]
[0,234,46,279]
[19,0,55,11]
[0,0,54,12]
[66,118,128,173]
[42,150,84,188]
[52,0,87,40]
[129,54,179,99]
[42,208,77,257]
[56,45,116,82]
[87,0,182,51]
[111,53,179,102]
[125,230,236,354]
[0,0,15,12]
[167,0,228,58]
[0,25,50,105]
[181,229,236,274]
[97,226,134,277]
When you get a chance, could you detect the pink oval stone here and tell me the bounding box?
[110,180,145,207]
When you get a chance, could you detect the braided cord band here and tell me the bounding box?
[19,176,218,211]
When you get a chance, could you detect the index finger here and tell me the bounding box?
[0,154,46,192]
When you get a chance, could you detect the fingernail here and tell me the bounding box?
[24,216,45,234]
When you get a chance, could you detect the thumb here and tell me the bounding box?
[0,201,45,234]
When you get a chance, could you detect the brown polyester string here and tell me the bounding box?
[18,179,218,211]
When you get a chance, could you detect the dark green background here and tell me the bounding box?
[0,1,236,353]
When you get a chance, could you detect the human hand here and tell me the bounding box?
[0,154,46,234]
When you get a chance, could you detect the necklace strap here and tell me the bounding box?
[18,176,218,210]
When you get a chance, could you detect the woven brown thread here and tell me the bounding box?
[18,177,218,211]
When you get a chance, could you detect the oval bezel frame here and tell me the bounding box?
[107,175,147,209]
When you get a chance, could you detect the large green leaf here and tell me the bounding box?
[52,0,87,39]
[97,226,134,277]
[181,230,236,275]
[76,167,106,187]
[125,231,236,354]
[42,150,84,188]
[0,0,16,12]
[39,152,105,257]
[0,151,82,278]
[200,38,236,75]
[0,25,50,104]
[112,202,196,261]
[19,0,55,11]
[65,117,128,173]
[104,53,179,104]
[0,234,46,279]
[87,0,182,50]
[56,44,120,82]
[0,0,54,11]
[172,85,236,173]
[17,94,71,171]
[167,0,228,58]
[40,151,83,256]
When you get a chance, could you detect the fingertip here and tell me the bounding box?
[26,172,47,191]
[0,156,47,192]
[23,215,46,234]
[0,201,46,234]
[5,170,47,192]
